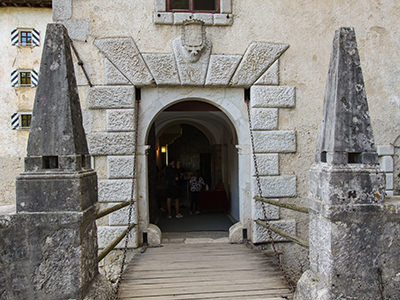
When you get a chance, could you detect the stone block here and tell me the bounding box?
[154,0,166,11]
[220,0,232,13]
[252,219,296,243]
[205,55,241,86]
[64,19,90,42]
[88,86,134,109]
[213,14,233,26]
[380,156,394,172]
[172,38,211,86]
[251,108,278,130]
[230,42,288,87]
[104,59,129,85]
[97,226,138,248]
[154,12,173,24]
[106,109,135,132]
[88,132,135,155]
[255,60,279,85]
[52,0,72,21]
[98,179,134,203]
[193,13,213,25]
[145,224,162,246]
[142,54,180,85]
[252,199,280,220]
[253,154,279,175]
[253,130,296,153]
[254,176,297,198]
[107,156,134,179]
[386,173,394,190]
[229,222,244,243]
[377,145,394,156]
[251,86,295,108]
[173,13,193,25]
[108,202,137,225]
[94,38,154,86]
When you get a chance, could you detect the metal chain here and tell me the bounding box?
[115,97,140,294]
[245,99,295,292]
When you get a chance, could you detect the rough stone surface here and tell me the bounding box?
[104,59,129,85]
[83,274,116,300]
[251,86,295,108]
[251,108,278,130]
[386,173,394,190]
[94,38,154,85]
[255,60,279,85]
[172,38,211,86]
[252,219,296,243]
[316,27,377,165]
[52,0,72,21]
[145,224,162,246]
[98,179,133,203]
[107,156,134,179]
[228,222,244,243]
[97,225,138,248]
[154,0,166,12]
[205,55,241,86]
[253,130,296,153]
[377,145,394,156]
[88,86,134,109]
[252,200,280,220]
[108,202,137,225]
[380,155,394,172]
[193,13,213,25]
[253,153,279,175]
[230,42,288,87]
[254,176,297,198]
[106,109,135,132]
[88,132,135,155]
[173,13,193,25]
[142,54,180,85]
[0,212,98,300]
[64,19,90,42]
[74,61,93,86]
[220,0,232,13]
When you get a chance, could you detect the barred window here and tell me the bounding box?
[20,31,32,46]
[168,0,219,12]
[19,71,32,86]
[20,114,32,128]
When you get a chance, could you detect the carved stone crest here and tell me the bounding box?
[181,19,206,61]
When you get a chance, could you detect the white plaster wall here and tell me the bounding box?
[0,8,52,205]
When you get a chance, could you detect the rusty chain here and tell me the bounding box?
[245,99,295,292]
[115,97,140,294]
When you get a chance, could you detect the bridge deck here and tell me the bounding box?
[118,242,292,300]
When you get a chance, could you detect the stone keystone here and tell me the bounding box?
[316,27,377,165]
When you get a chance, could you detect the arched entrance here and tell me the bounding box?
[136,87,252,243]
[146,101,239,235]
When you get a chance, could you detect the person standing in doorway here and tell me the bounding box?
[165,160,183,219]
[189,170,205,215]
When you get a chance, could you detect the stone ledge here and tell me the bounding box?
[251,86,295,108]
[88,86,135,109]
[252,219,296,243]
[253,130,296,153]
[98,179,134,203]
[97,225,138,248]
[88,132,135,155]
[253,176,297,198]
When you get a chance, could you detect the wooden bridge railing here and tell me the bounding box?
[255,196,309,249]
[96,202,135,262]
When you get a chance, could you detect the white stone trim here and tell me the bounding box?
[154,0,233,26]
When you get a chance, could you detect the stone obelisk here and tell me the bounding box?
[294,27,386,300]
[0,24,114,300]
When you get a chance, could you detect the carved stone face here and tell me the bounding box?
[182,19,206,57]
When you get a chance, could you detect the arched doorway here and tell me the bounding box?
[146,100,239,235]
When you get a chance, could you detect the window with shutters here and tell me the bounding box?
[11,28,40,47]
[11,112,32,130]
[11,69,39,87]
[20,114,32,129]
